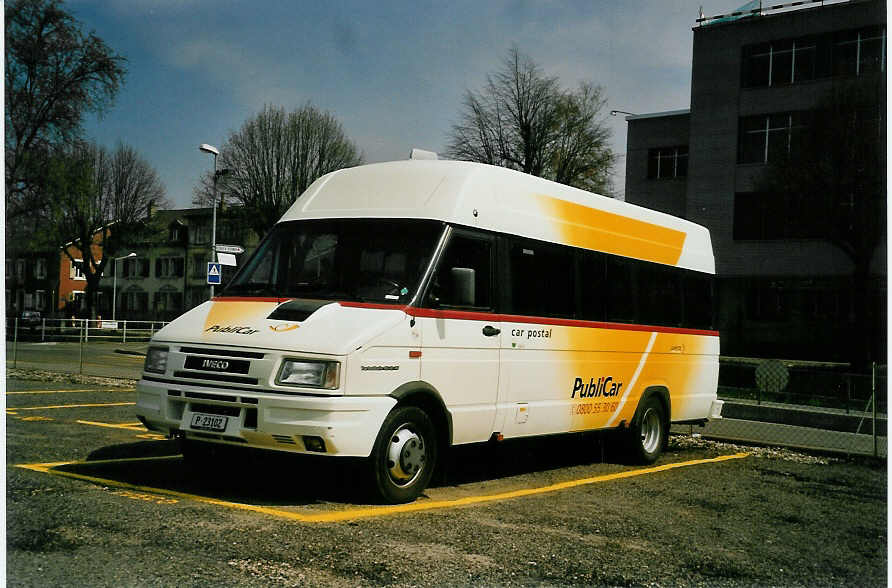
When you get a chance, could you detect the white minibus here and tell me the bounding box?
[136,159,723,503]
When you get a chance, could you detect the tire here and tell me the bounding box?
[626,395,667,464]
[367,406,438,504]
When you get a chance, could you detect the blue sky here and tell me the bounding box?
[71,0,749,209]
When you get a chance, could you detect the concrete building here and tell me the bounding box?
[624,0,885,363]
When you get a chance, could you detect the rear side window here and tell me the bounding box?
[638,262,683,327]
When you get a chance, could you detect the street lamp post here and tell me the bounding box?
[199,143,220,299]
[112,252,137,322]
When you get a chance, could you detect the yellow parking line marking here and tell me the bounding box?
[16,453,750,523]
[19,416,54,422]
[6,388,135,395]
[8,402,135,411]
[77,420,146,431]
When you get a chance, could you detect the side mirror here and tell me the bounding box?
[450,267,476,307]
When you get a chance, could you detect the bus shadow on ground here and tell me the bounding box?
[51,432,628,507]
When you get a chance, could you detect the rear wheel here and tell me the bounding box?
[368,406,437,504]
[626,395,667,464]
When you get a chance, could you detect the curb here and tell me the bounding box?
[114,349,146,357]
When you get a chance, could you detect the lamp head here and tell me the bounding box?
[199,143,219,156]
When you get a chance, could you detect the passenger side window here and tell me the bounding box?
[508,238,574,318]
[579,251,607,322]
[605,257,636,323]
[427,234,492,309]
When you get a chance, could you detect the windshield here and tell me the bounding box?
[224,218,445,303]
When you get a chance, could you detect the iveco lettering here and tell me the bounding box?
[135,157,723,503]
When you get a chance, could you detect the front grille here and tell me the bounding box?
[173,371,258,385]
[179,346,265,359]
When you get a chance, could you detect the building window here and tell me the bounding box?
[738,112,808,165]
[34,258,47,279]
[122,291,149,312]
[16,259,25,280]
[70,259,85,280]
[155,257,185,278]
[742,37,820,87]
[122,258,150,278]
[191,223,210,245]
[192,254,209,279]
[834,26,886,76]
[35,290,47,310]
[742,27,885,88]
[647,146,688,179]
[154,290,183,313]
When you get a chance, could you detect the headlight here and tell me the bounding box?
[276,360,339,389]
[144,346,169,374]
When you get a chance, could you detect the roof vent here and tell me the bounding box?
[409,148,438,160]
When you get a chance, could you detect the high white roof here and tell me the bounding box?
[280,160,714,274]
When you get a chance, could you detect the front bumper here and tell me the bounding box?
[135,377,396,457]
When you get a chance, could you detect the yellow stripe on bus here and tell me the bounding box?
[538,193,687,266]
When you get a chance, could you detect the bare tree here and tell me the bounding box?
[47,141,167,318]
[446,48,615,195]
[195,104,363,238]
[5,0,127,221]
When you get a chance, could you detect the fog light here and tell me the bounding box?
[303,436,326,453]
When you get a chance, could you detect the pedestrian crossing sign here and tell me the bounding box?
[207,262,222,285]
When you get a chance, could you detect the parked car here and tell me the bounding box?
[20,310,41,329]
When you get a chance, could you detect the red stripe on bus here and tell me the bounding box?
[212,296,295,303]
[338,302,719,337]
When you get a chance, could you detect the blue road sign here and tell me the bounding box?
[207,262,222,285]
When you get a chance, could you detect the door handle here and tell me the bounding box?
[482,325,500,337]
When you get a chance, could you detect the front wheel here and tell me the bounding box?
[626,395,667,464]
[367,406,437,504]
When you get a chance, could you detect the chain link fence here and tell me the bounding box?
[6,317,168,344]
[685,358,888,458]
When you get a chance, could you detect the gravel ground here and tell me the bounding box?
[6,368,137,388]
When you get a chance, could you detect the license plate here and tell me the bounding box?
[190,413,228,432]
